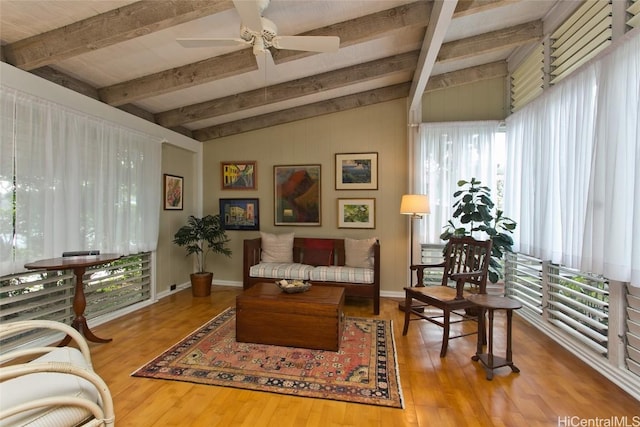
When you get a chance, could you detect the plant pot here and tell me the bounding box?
[190,272,213,297]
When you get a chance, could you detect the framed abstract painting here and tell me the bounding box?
[274,164,321,226]
[221,161,257,190]
[219,198,259,230]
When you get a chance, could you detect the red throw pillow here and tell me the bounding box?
[304,239,335,266]
[304,248,333,266]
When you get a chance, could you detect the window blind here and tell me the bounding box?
[628,0,640,28]
[511,44,544,112]
[550,0,612,84]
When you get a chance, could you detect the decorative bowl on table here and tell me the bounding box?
[276,279,311,294]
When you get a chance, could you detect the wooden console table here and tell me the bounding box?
[467,294,522,380]
[24,253,122,345]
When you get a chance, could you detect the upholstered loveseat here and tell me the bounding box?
[243,233,380,314]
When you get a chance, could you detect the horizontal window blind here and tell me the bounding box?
[511,44,544,112]
[628,0,640,28]
[419,244,445,286]
[505,252,543,314]
[546,264,609,355]
[627,285,640,378]
[0,253,152,326]
[550,0,612,84]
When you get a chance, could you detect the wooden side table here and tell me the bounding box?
[24,253,122,345]
[467,294,522,380]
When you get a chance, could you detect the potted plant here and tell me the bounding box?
[173,214,231,297]
[440,178,517,284]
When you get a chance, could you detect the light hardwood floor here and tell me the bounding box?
[87,286,639,426]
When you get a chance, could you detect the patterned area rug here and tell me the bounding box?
[132,307,403,408]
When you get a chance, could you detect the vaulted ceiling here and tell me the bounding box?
[0,0,561,141]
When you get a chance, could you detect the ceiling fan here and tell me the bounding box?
[177,0,340,58]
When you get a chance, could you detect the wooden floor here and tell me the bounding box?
[87,286,639,426]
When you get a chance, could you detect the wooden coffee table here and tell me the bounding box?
[236,282,345,351]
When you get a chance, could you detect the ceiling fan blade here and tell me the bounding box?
[232,0,265,31]
[272,36,340,53]
[176,38,249,48]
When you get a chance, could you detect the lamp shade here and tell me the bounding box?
[400,194,430,215]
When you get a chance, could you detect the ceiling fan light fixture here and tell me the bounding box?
[253,36,266,54]
[240,25,254,42]
[177,0,340,59]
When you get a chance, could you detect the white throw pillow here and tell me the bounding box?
[260,232,294,263]
[345,237,377,269]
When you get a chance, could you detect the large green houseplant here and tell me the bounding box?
[440,178,517,284]
[173,214,231,297]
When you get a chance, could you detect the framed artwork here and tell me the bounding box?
[221,161,257,190]
[219,198,259,230]
[335,152,378,190]
[163,174,183,210]
[274,164,321,226]
[338,198,376,229]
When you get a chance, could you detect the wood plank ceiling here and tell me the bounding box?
[0,0,558,141]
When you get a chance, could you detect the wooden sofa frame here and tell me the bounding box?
[243,237,380,314]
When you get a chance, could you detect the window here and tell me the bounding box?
[415,121,505,245]
[549,0,613,84]
[0,253,152,326]
[511,43,544,112]
[627,0,640,28]
[0,85,162,278]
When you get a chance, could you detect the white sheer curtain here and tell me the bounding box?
[505,65,597,266]
[415,121,501,245]
[0,85,163,277]
[582,30,640,286]
[505,29,640,286]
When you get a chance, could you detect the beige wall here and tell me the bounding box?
[201,98,410,294]
[421,77,507,122]
[157,143,199,293]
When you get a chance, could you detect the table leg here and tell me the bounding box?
[486,308,494,380]
[472,307,485,362]
[506,309,520,373]
[60,267,112,345]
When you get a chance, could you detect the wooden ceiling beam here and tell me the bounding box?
[453,0,518,18]
[3,0,234,71]
[156,50,420,128]
[438,20,543,63]
[98,48,258,106]
[425,61,508,92]
[28,66,193,137]
[271,1,432,64]
[30,66,99,100]
[192,82,411,141]
[98,1,431,106]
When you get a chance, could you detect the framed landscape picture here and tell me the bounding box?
[219,198,259,230]
[338,198,375,229]
[163,174,183,210]
[335,152,378,190]
[221,161,257,190]
[274,164,321,226]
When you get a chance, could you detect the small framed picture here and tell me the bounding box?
[338,198,375,229]
[219,198,259,230]
[274,164,321,226]
[221,161,257,190]
[335,152,378,190]
[163,174,183,210]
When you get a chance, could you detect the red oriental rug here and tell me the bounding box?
[132,307,403,408]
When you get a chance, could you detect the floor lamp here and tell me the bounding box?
[398,194,430,311]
